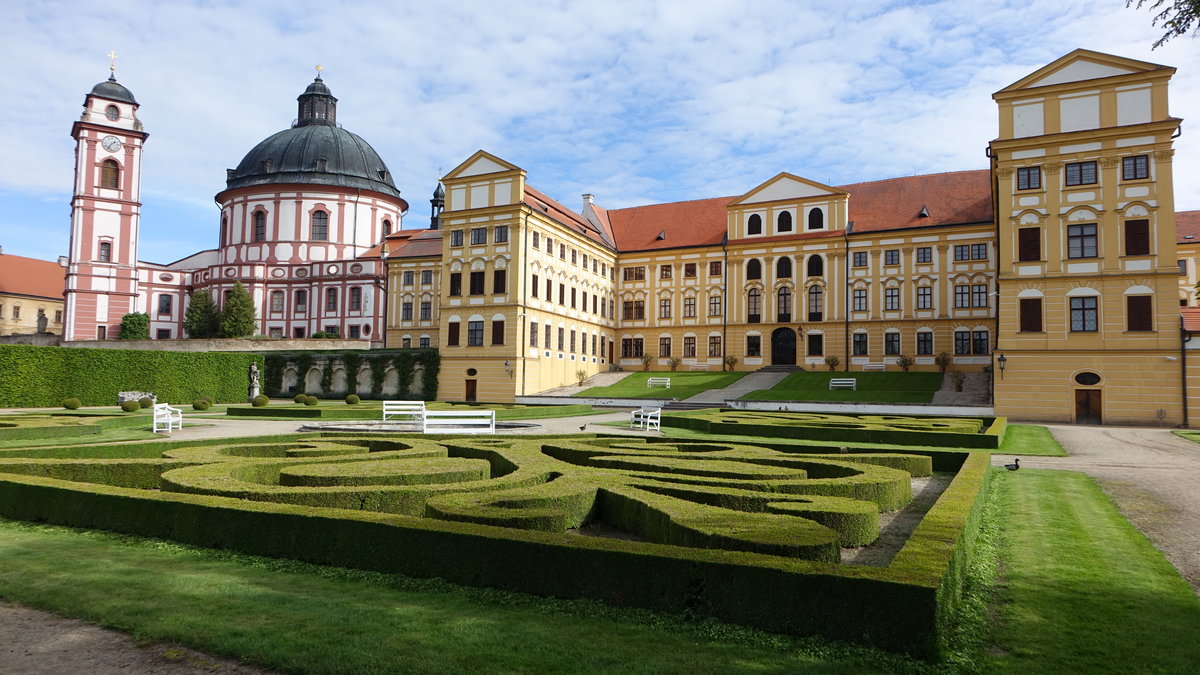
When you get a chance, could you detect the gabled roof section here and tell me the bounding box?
[1182,308,1200,333]
[608,196,736,252]
[1176,211,1200,244]
[730,172,847,206]
[524,185,615,250]
[996,49,1173,95]
[0,253,66,301]
[365,228,443,259]
[839,170,991,233]
[443,150,523,180]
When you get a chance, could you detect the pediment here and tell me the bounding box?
[444,150,522,179]
[997,49,1171,93]
[730,172,847,206]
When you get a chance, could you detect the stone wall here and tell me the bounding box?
[0,333,63,346]
[61,338,382,352]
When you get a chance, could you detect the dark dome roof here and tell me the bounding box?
[224,124,403,198]
[89,75,137,105]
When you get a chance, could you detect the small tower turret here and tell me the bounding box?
[430,182,445,229]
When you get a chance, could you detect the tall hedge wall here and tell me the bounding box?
[0,345,264,407]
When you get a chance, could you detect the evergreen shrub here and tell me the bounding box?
[120,400,141,413]
[345,394,360,405]
[252,395,269,407]
[62,398,81,410]
[294,394,307,404]
[192,399,211,411]
[138,397,154,409]
[304,396,319,406]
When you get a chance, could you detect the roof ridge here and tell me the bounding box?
[837,168,989,190]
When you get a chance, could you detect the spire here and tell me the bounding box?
[430,182,445,230]
[295,67,337,127]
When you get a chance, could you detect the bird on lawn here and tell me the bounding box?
[1005,458,1020,471]
[579,425,587,431]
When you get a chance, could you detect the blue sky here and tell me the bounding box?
[2,0,1198,263]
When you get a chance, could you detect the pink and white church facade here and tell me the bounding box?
[64,72,409,342]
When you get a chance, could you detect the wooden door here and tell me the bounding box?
[1074,389,1101,425]
[464,379,477,402]
[771,327,796,366]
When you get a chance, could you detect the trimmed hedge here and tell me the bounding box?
[661,411,1006,449]
[0,432,988,658]
[0,345,264,407]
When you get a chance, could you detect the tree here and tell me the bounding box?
[219,281,257,338]
[184,289,220,338]
[118,312,149,340]
[1129,1,1200,48]
[1193,278,1200,304]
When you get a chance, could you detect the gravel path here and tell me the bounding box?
[992,424,1200,592]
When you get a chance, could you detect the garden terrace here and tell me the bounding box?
[224,401,597,420]
[0,431,990,657]
[741,372,945,403]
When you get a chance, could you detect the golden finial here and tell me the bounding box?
[315,64,324,77]
[108,50,118,74]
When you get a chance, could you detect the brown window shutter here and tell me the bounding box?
[1127,296,1153,331]
[1019,298,1043,332]
[447,322,460,346]
[492,320,505,345]
[1018,228,1041,262]
[1124,220,1150,256]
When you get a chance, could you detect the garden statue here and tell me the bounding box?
[248,362,261,402]
[36,309,47,333]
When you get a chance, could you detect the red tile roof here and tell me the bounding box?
[363,229,443,260]
[0,253,65,301]
[1182,307,1200,333]
[524,185,616,248]
[1176,211,1200,244]
[840,170,992,233]
[608,196,736,252]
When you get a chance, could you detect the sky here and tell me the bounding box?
[2,0,1198,264]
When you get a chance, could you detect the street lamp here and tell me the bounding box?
[996,352,1007,379]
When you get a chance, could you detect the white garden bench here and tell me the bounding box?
[422,410,495,434]
[829,378,857,390]
[861,363,887,371]
[152,403,183,433]
[383,401,426,424]
[630,407,662,431]
[689,363,710,371]
[647,377,671,388]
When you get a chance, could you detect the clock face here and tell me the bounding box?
[101,135,122,152]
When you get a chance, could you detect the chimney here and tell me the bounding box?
[582,193,595,207]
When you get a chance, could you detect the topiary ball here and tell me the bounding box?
[138,396,154,409]
[345,394,360,405]
[193,398,212,411]
[294,393,307,404]
[304,395,319,406]
[62,398,81,410]
[120,400,141,413]
[252,395,270,407]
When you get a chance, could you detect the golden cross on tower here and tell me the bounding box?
[108,50,118,73]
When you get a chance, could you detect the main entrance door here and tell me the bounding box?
[771,327,797,366]
[1075,389,1101,425]
[464,379,477,402]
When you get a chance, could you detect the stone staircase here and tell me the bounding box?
[755,365,805,373]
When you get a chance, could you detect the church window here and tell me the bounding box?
[777,287,792,322]
[747,214,762,235]
[253,212,267,242]
[746,259,762,280]
[155,294,171,315]
[105,105,120,121]
[807,255,823,277]
[270,291,284,312]
[349,287,362,311]
[777,211,792,233]
[325,288,338,311]
[808,286,824,321]
[311,211,329,241]
[98,242,112,263]
[382,219,392,236]
[808,208,824,230]
[747,289,761,323]
[295,290,307,313]
[100,160,119,189]
[776,257,792,279]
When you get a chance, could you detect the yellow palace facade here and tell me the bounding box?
[384,50,1196,426]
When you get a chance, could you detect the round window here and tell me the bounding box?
[363,324,371,336]
[466,368,478,376]
[1074,372,1101,386]
[350,263,363,274]
[105,105,120,121]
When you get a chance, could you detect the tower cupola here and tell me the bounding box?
[296,74,337,127]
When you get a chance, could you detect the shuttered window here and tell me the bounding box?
[1019,298,1043,332]
[1018,227,1041,262]
[1124,220,1150,256]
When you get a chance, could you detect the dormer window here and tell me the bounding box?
[105,105,120,121]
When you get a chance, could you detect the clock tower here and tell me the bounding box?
[64,59,148,341]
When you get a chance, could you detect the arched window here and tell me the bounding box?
[776,256,792,279]
[105,105,120,121]
[98,242,112,263]
[747,214,763,235]
[807,255,824,277]
[220,216,228,245]
[808,208,824,230]
[270,291,284,312]
[253,212,267,242]
[747,259,762,280]
[382,219,392,236]
[747,288,761,323]
[808,286,824,321]
[157,294,172,315]
[777,211,792,233]
[100,160,119,189]
[777,287,792,322]
[311,210,329,241]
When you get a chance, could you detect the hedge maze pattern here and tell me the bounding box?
[3,434,933,563]
[664,411,1005,448]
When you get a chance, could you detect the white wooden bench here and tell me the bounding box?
[152,403,183,433]
[383,401,426,423]
[630,407,662,431]
[861,363,886,371]
[647,377,671,388]
[829,378,857,390]
[689,363,710,371]
[422,410,495,434]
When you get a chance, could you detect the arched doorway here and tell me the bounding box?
[771,327,796,366]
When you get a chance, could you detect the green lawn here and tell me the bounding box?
[997,424,1067,457]
[0,518,925,674]
[973,469,1200,671]
[741,372,944,403]
[576,371,747,399]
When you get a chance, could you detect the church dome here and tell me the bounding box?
[222,76,403,200]
[89,75,138,105]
